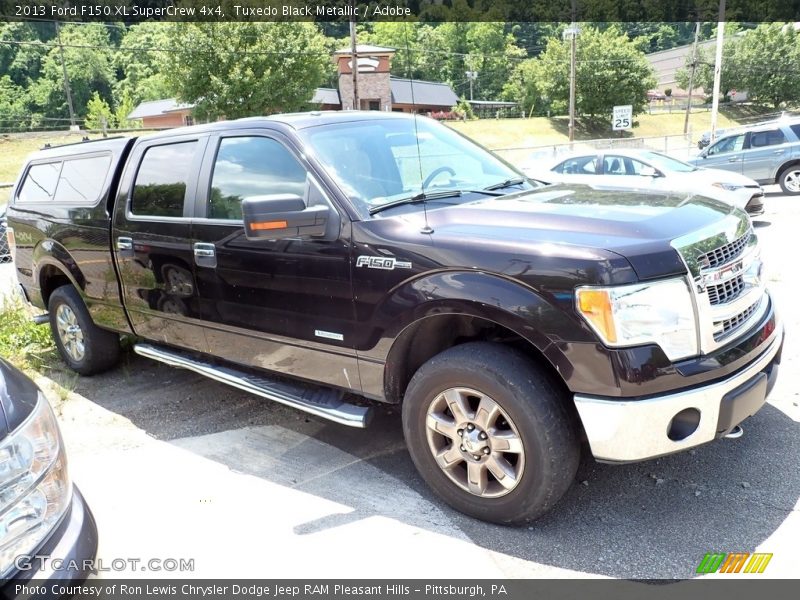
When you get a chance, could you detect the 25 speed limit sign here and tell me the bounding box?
[612,105,632,130]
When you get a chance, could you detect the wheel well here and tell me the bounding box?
[777,160,800,180]
[39,266,72,306]
[384,314,567,404]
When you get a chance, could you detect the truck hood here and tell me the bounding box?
[393,184,744,281]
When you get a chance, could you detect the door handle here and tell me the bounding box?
[728,157,739,162]
[116,237,134,258]
[193,243,217,268]
[773,150,784,154]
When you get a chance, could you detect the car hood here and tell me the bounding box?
[386,183,744,281]
[687,167,760,187]
[0,358,40,438]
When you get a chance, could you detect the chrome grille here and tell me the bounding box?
[707,274,745,305]
[714,303,759,341]
[697,230,751,269]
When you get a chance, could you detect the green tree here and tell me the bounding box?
[28,23,116,121]
[676,40,740,101]
[163,22,331,120]
[114,91,140,129]
[115,22,176,105]
[84,92,115,130]
[502,58,546,115]
[734,23,800,108]
[533,25,656,119]
[0,75,30,132]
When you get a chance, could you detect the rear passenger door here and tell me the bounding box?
[111,134,209,352]
[188,130,360,391]
[741,128,788,182]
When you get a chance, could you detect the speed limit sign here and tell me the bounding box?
[612,105,632,130]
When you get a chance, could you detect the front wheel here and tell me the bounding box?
[779,165,800,195]
[402,342,580,524]
[48,285,120,375]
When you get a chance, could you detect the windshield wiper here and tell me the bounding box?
[484,177,527,191]
[368,188,504,215]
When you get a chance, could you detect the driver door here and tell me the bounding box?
[700,134,746,174]
[188,130,360,392]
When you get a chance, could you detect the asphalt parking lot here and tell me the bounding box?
[1,187,798,580]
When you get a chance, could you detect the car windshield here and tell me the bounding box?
[298,116,532,216]
[640,151,697,173]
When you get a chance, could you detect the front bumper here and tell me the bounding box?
[574,322,783,463]
[2,486,98,595]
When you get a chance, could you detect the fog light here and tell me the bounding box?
[667,408,701,441]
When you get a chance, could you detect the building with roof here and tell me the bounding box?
[126,99,196,128]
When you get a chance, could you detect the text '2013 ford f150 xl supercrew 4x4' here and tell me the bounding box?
[7,112,783,524]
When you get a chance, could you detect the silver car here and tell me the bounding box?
[523,149,765,215]
[690,121,800,194]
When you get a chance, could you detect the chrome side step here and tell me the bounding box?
[133,343,372,428]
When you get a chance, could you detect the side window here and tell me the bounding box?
[208,137,307,220]
[17,162,61,203]
[748,129,786,148]
[604,156,627,175]
[790,124,800,140]
[708,134,745,155]
[131,142,198,218]
[53,155,112,204]
[556,156,596,174]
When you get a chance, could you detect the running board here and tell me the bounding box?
[133,344,372,428]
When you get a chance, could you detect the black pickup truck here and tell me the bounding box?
[6,112,783,524]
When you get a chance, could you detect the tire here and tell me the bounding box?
[48,285,120,375]
[402,342,580,525]
[778,165,800,195]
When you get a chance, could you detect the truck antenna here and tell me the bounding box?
[405,25,433,235]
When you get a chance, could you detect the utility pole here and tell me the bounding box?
[565,23,578,143]
[710,0,726,143]
[349,7,359,111]
[683,21,701,135]
[465,70,478,101]
[55,21,77,129]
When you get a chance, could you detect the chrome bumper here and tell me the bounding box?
[573,323,783,462]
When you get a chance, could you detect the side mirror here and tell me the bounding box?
[242,194,329,241]
[639,166,660,177]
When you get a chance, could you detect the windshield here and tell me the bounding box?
[640,151,697,173]
[298,116,531,216]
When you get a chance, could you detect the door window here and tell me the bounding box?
[208,137,307,220]
[131,142,198,217]
[748,129,786,148]
[603,155,644,175]
[707,134,745,155]
[554,156,597,174]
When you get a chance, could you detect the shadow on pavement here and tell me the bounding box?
[73,352,800,579]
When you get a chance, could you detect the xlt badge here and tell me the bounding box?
[356,256,412,270]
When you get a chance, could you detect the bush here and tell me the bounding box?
[0,297,56,370]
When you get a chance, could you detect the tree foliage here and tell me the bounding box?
[163,22,331,120]
[733,23,800,108]
[506,25,655,119]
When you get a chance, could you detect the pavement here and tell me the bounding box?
[1,187,798,580]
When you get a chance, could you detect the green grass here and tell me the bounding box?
[0,297,57,372]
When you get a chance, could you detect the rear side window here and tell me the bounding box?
[790,124,800,140]
[748,129,785,148]
[17,155,112,205]
[53,155,111,204]
[18,162,61,203]
[131,142,197,218]
[555,156,597,174]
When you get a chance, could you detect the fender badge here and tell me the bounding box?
[356,256,412,270]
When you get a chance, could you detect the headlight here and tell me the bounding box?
[576,277,699,361]
[0,394,71,578]
[712,182,744,192]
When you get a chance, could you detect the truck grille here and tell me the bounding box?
[707,274,744,305]
[714,303,759,341]
[672,214,767,355]
[697,229,751,269]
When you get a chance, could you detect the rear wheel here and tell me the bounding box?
[779,165,800,195]
[402,342,580,524]
[48,285,120,375]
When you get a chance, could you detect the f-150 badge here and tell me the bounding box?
[356,256,412,270]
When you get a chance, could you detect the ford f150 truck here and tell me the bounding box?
[6,112,783,524]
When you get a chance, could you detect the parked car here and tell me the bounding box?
[8,112,783,524]
[690,120,800,194]
[1,205,11,262]
[523,149,765,215]
[0,358,97,588]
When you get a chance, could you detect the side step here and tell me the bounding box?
[133,344,372,428]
